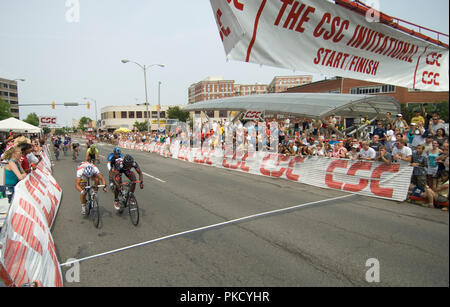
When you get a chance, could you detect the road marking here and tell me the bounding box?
[59,194,354,267]
[143,172,166,183]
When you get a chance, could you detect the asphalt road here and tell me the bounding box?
[51,140,449,287]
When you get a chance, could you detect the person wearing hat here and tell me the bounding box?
[411,110,425,125]
[2,143,27,202]
[394,114,409,134]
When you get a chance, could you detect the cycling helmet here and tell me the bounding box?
[113,147,121,154]
[123,154,134,167]
[82,165,95,177]
[90,144,96,150]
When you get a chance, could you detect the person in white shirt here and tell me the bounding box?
[392,139,412,163]
[358,141,376,161]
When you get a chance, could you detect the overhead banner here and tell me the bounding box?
[210,0,449,91]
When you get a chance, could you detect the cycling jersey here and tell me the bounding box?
[53,140,62,148]
[76,162,100,181]
[87,148,99,156]
[113,158,141,176]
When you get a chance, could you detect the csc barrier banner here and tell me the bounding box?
[118,140,413,201]
[210,0,449,91]
[0,146,63,287]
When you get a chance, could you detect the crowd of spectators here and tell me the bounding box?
[89,110,448,210]
[0,132,45,203]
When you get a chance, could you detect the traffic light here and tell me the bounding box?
[51,101,55,109]
[86,101,90,109]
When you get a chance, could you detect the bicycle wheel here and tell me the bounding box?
[127,193,139,226]
[91,194,100,228]
[55,150,59,160]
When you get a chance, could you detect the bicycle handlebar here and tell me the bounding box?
[84,185,106,189]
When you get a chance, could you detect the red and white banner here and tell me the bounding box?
[210,0,448,91]
[118,140,413,201]
[0,146,63,287]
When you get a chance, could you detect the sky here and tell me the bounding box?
[0,0,449,127]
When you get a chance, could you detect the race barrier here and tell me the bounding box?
[0,146,63,287]
[118,140,414,202]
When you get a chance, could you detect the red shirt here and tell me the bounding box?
[20,155,30,173]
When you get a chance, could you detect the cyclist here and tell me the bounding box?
[63,136,71,154]
[72,141,80,160]
[85,144,99,164]
[53,136,62,158]
[75,162,107,216]
[111,154,143,211]
[107,147,123,189]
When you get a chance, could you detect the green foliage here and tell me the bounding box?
[78,116,93,131]
[0,98,12,120]
[42,127,51,134]
[401,101,449,124]
[167,106,189,122]
[134,120,148,132]
[23,112,39,127]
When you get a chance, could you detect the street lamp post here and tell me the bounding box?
[157,81,161,132]
[121,59,164,133]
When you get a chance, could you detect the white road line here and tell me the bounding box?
[142,172,166,183]
[59,194,354,267]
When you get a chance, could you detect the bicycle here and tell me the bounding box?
[54,147,60,160]
[83,181,105,228]
[72,146,79,161]
[117,180,140,226]
[63,144,69,156]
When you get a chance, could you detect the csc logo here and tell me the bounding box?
[422,71,440,86]
[40,117,57,124]
[244,111,262,119]
[426,53,442,67]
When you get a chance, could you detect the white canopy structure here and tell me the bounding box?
[0,117,42,133]
[183,93,401,120]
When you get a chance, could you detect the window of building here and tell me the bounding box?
[350,85,395,95]
[160,111,166,118]
[129,111,135,119]
[113,112,116,119]
[219,110,228,118]
[121,111,127,119]
[151,111,158,117]
[136,111,142,118]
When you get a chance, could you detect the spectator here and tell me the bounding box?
[427,140,442,191]
[384,124,396,152]
[2,144,27,202]
[410,144,428,190]
[437,142,449,179]
[331,141,347,158]
[382,112,394,128]
[324,142,333,157]
[410,110,425,125]
[328,135,339,147]
[424,134,434,154]
[375,145,392,165]
[372,121,386,143]
[434,128,447,148]
[394,114,409,134]
[410,122,427,151]
[19,143,33,174]
[422,172,449,210]
[392,139,412,163]
[359,141,377,161]
[348,144,360,160]
[370,134,382,154]
[429,114,446,136]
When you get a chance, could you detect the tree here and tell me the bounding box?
[167,106,189,122]
[0,98,12,120]
[78,117,93,131]
[23,112,39,127]
[134,120,149,132]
